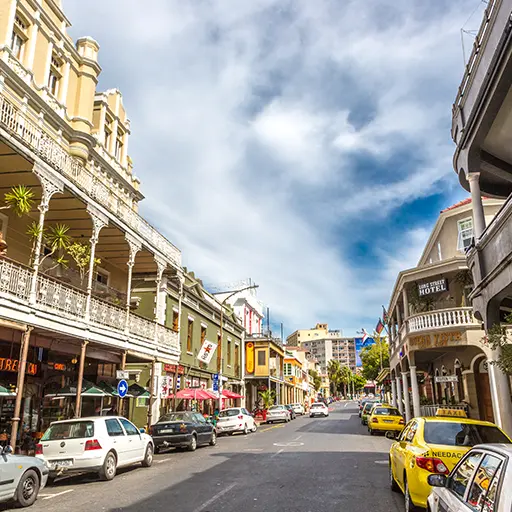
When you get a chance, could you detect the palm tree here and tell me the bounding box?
[259,389,275,410]
[327,360,342,395]
[339,366,352,398]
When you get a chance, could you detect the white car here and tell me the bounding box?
[291,403,305,415]
[266,405,291,423]
[427,444,512,512]
[36,416,154,482]
[309,402,329,417]
[216,407,257,435]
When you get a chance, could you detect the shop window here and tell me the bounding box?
[172,309,179,331]
[227,339,232,366]
[457,218,473,251]
[187,319,193,353]
[98,363,115,378]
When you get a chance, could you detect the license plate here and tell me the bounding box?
[50,459,72,469]
[159,428,175,434]
[383,420,393,423]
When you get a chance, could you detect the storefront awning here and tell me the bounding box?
[128,383,150,398]
[0,385,16,397]
[222,389,244,399]
[45,380,112,399]
[170,388,214,400]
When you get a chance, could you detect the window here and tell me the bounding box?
[119,418,139,436]
[200,325,207,345]
[41,421,94,440]
[193,413,207,424]
[0,213,8,240]
[458,218,474,251]
[10,31,24,60]
[47,55,62,97]
[104,127,112,149]
[467,454,502,510]
[449,451,483,499]
[227,339,232,366]
[172,309,179,331]
[423,422,510,446]
[187,319,193,353]
[95,268,110,286]
[481,464,502,512]
[234,344,240,370]
[115,137,123,160]
[105,419,124,437]
[405,421,418,442]
[257,350,266,366]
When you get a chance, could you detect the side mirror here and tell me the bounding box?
[427,474,448,488]
[2,445,13,455]
[385,431,398,440]
[139,428,146,434]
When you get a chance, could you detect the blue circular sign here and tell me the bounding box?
[117,379,128,398]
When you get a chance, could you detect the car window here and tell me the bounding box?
[405,421,418,442]
[193,413,206,424]
[449,451,483,500]
[105,419,125,437]
[42,421,94,440]
[159,412,193,422]
[466,454,502,510]
[242,409,249,415]
[481,464,502,512]
[424,422,510,446]
[119,418,139,436]
[398,424,411,442]
[219,409,240,417]
[373,407,401,416]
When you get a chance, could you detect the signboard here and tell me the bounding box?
[116,370,129,380]
[117,379,128,398]
[160,376,173,398]
[246,342,255,373]
[355,337,375,367]
[164,364,185,374]
[435,375,459,383]
[0,358,37,375]
[410,331,463,350]
[197,340,217,365]
[418,278,448,297]
[212,373,219,392]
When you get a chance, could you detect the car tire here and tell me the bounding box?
[14,469,40,508]
[404,478,417,511]
[142,443,153,467]
[252,423,257,433]
[243,424,249,435]
[99,451,117,481]
[154,445,161,454]
[389,464,400,492]
[188,434,197,451]
[209,431,217,446]
[369,428,375,436]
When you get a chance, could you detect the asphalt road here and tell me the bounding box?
[7,402,405,511]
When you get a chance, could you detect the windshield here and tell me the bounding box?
[424,421,511,446]
[159,412,192,423]
[219,409,241,418]
[364,403,378,413]
[311,403,324,408]
[373,407,401,416]
[42,421,94,441]
[269,406,284,410]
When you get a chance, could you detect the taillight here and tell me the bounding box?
[415,457,449,475]
[238,415,244,420]
[35,443,43,455]
[399,418,405,425]
[179,423,187,433]
[84,439,102,451]
[372,417,378,423]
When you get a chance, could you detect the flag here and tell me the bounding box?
[375,318,384,335]
[382,305,389,323]
[361,328,369,344]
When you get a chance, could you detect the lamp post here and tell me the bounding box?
[216,284,258,411]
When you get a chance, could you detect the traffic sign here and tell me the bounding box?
[212,373,219,392]
[117,379,128,398]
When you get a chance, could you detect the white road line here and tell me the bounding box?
[271,448,284,458]
[192,483,237,512]
[344,402,348,408]
[243,448,263,452]
[292,435,303,441]
[41,489,74,500]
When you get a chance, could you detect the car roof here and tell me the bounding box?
[49,416,110,423]
[422,417,500,426]
[221,407,241,411]
[472,444,512,456]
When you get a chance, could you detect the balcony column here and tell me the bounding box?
[402,288,409,320]
[396,376,403,415]
[391,378,397,408]
[488,351,512,436]
[75,340,88,418]
[410,366,421,418]
[124,234,141,333]
[468,173,486,239]
[29,165,63,303]
[402,372,411,423]
[84,206,108,322]
[397,307,402,329]
[10,326,33,450]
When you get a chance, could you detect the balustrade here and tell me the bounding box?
[408,308,478,333]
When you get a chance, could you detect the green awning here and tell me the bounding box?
[45,380,113,399]
[128,383,150,398]
[0,385,16,397]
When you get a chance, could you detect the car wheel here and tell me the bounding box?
[188,434,197,451]
[15,469,40,508]
[209,431,217,446]
[369,428,375,436]
[142,443,153,467]
[243,424,249,435]
[99,451,117,481]
[405,478,417,511]
[389,463,400,492]
[252,423,257,433]
[154,445,161,454]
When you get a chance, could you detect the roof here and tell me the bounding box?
[440,197,472,212]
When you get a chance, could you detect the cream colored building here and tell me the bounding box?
[0,0,183,447]
[387,198,508,427]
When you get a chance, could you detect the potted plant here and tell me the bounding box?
[258,389,275,421]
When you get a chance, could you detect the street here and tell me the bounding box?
[10,402,403,512]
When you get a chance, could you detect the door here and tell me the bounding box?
[475,371,494,422]
[119,418,145,462]
[192,414,210,443]
[105,418,130,465]
[394,421,417,490]
[0,454,18,501]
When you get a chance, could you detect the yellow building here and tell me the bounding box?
[284,352,304,404]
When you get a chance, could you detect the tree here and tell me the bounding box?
[360,335,389,381]
[67,242,101,284]
[309,369,322,392]
[327,360,342,395]
[258,389,275,409]
[352,373,367,392]
[485,313,512,374]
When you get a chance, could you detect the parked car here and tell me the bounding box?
[284,405,297,419]
[216,407,257,435]
[0,445,48,508]
[266,405,290,423]
[361,401,381,425]
[388,414,511,511]
[309,402,329,417]
[37,416,154,482]
[290,403,305,415]
[367,405,404,436]
[427,444,512,512]
[150,411,216,452]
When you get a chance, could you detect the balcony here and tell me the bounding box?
[408,307,479,333]
[0,257,179,357]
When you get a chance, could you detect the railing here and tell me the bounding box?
[89,296,126,330]
[156,323,179,350]
[130,314,156,340]
[0,258,32,301]
[408,308,478,333]
[37,274,87,318]
[0,88,181,267]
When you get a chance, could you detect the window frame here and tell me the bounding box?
[457,217,474,251]
[465,452,504,510]
[227,338,232,367]
[187,319,194,354]
[105,418,125,437]
[119,418,140,436]
[172,309,179,331]
[448,450,483,502]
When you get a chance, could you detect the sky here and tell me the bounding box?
[65,0,486,336]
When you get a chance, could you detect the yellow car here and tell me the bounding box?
[388,412,511,511]
[368,404,404,435]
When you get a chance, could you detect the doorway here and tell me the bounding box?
[474,357,494,422]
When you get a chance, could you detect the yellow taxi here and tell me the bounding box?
[368,404,404,435]
[388,410,511,511]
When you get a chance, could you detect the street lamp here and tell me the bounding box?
[216,284,259,411]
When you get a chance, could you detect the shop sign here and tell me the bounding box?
[418,278,448,297]
[435,375,459,383]
[164,364,185,374]
[116,370,129,380]
[246,342,255,374]
[160,376,173,398]
[192,378,200,388]
[48,362,67,371]
[409,331,463,350]
[0,358,37,375]
[197,340,217,365]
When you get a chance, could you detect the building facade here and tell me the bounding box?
[451,0,512,434]
[387,199,505,426]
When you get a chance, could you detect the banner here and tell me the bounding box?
[160,376,173,398]
[355,336,375,367]
[246,342,255,373]
[197,340,217,364]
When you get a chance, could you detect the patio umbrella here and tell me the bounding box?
[128,383,150,398]
[172,388,212,400]
[222,389,244,399]
[45,380,112,398]
[0,386,16,397]
[97,380,135,398]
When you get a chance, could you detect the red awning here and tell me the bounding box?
[222,389,244,399]
[171,388,214,400]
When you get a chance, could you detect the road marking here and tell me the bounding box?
[192,483,237,512]
[259,424,285,432]
[41,489,74,500]
[273,442,304,447]
[271,448,284,458]
[243,448,263,452]
[292,435,303,441]
[344,402,348,408]
[375,460,388,465]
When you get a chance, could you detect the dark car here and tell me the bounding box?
[284,405,297,419]
[150,412,217,453]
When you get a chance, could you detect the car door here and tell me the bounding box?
[243,408,255,429]
[119,418,145,462]
[395,421,417,490]
[192,414,209,443]
[105,418,130,466]
[0,452,19,501]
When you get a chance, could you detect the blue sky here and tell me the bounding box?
[65,0,485,336]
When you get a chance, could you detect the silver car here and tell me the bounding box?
[266,405,290,424]
[427,444,512,512]
[0,445,48,507]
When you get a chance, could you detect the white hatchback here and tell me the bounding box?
[309,402,329,417]
[37,416,154,482]
[291,403,305,415]
[216,408,257,435]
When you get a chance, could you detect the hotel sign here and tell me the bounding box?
[418,279,448,297]
[409,331,464,350]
